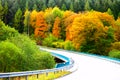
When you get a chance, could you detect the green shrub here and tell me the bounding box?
[109,49,120,59]
[52,41,64,49]
[110,42,120,50]
[63,41,75,50]
[33,52,56,69]
[42,34,59,47]
[9,34,40,55]
[0,41,25,72]
[8,34,56,71]
[0,20,18,41]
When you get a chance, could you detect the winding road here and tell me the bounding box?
[40,47,120,80]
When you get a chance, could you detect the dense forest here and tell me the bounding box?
[1,0,120,26]
[0,0,120,72]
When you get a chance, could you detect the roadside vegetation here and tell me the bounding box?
[0,20,55,72]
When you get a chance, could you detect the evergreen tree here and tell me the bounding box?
[61,4,67,11]
[42,4,47,11]
[84,0,91,11]
[118,12,120,18]
[0,0,4,20]
[73,0,81,12]
[24,10,31,36]
[13,8,23,33]
[48,0,56,8]
[33,4,38,10]
[94,0,101,11]
[54,0,63,8]
[107,8,113,15]
[25,1,29,10]
[69,3,74,11]
[3,1,8,23]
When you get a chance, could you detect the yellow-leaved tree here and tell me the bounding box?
[69,11,115,55]
[115,17,120,41]
[30,10,37,28]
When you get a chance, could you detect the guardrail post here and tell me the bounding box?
[37,74,39,79]
[25,76,28,80]
[46,72,48,76]
[7,77,10,80]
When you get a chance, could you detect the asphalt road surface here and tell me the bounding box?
[40,47,120,80]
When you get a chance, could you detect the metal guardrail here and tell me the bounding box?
[0,52,74,80]
[51,52,71,68]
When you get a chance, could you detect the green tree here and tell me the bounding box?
[3,1,8,23]
[0,20,18,41]
[48,0,56,8]
[33,4,38,10]
[84,0,91,11]
[42,4,47,11]
[109,50,120,59]
[9,34,56,70]
[107,8,113,15]
[23,9,31,35]
[118,12,120,18]
[0,41,25,72]
[69,3,74,11]
[52,7,63,19]
[0,0,4,20]
[25,1,29,10]
[61,4,67,11]
[73,0,82,12]
[13,8,23,33]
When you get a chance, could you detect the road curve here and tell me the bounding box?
[40,47,120,80]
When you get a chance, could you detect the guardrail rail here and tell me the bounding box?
[0,52,74,80]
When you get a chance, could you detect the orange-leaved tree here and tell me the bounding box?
[69,11,115,55]
[52,17,61,38]
[63,12,79,41]
[34,11,48,38]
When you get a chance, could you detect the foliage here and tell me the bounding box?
[23,9,31,35]
[52,17,61,38]
[44,8,54,32]
[0,0,4,20]
[84,0,91,11]
[107,8,113,15]
[63,12,78,40]
[115,18,120,41]
[8,34,56,71]
[52,40,64,49]
[109,50,120,59]
[0,20,18,41]
[69,12,115,55]
[52,7,63,19]
[0,21,56,72]
[1,0,120,29]
[110,42,120,50]
[63,41,75,50]
[0,41,25,72]
[33,52,55,69]
[13,8,23,33]
[42,34,59,47]
[61,4,67,11]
